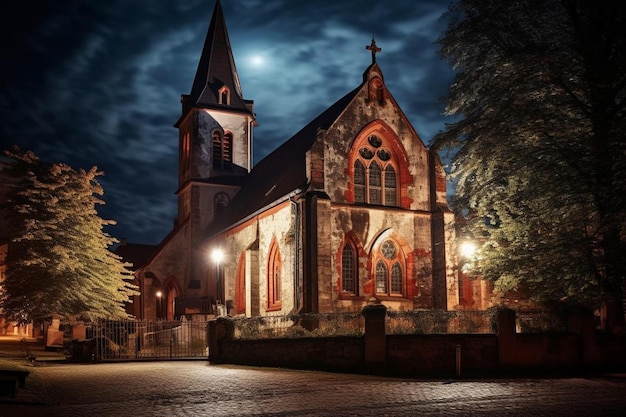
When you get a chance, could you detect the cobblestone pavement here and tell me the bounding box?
[4,362,626,417]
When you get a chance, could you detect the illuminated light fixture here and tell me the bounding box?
[211,248,224,264]
[459,241,477,258]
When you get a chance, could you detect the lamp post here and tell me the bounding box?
[211,248,224,314]
[459,241,477,260]
[458,241,477,307]
[156,290,163,320]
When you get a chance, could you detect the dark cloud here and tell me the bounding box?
[1,0,455,245]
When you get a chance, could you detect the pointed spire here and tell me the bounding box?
[187,0,250,112]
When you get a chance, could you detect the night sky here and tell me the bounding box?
[1,0,456,245]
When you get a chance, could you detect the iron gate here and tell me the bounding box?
[87,318,209,360]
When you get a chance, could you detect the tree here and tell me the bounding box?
[433,0,626,328]
[0,146,137,324]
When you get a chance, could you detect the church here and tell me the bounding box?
[126,0,485,321]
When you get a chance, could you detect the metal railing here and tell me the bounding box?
[87,318,208,360]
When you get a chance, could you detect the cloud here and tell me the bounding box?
[1,0,455,244]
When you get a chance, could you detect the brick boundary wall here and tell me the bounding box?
[208,306,626,377]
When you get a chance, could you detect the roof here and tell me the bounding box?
[114,242,158,271]
[185,0,251,114]
[207,82,363,236]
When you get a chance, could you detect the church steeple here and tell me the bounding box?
[184,0,252,115]
[174,0,255,233]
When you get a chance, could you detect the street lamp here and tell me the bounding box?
[459,241,477,275]
[211,248,224,264]
[459,241,477,259]
[211,249,225,312]
[457,241,477,307]
[156,290,163,320]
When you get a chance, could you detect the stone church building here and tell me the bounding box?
[128,0,484,321]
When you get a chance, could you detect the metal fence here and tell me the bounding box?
[87,318,209,360]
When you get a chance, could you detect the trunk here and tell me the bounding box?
[590,87,625,332]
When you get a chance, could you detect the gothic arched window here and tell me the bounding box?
[267,239,282,311]
[375,261,388,294]
[373,239,405,297]
[341,243,357,294]
[352,134,398,206]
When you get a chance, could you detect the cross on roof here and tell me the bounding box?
[366,38,381,63]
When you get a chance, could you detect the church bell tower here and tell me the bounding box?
[174,0,255,233]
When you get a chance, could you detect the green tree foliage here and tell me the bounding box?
[0,147,137,324]
[433,0,625,321]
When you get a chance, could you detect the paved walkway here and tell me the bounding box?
[2,361,626,416]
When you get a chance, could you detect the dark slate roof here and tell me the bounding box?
[207,84,363,236]
[187,0,250,113]
[114,242,158,271]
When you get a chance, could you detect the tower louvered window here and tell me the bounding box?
[223,133,232,168]
[212,132,222,165]
[212,131,233,170]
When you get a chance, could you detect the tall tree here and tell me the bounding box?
[0,147,136,324]
[433,0,625,328]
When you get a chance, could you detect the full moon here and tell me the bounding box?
[250,55,265,66]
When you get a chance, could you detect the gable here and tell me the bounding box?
[318,73,433,210]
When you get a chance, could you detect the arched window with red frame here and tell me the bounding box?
[267,239,282,311]
[341,242,358,294]
[235,252,246,315]
[351,134,398,206]
[373,239,405,297]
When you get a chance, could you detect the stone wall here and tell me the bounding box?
[218,337,364,373]
[386,334,498,376]
[209,308,626,377]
